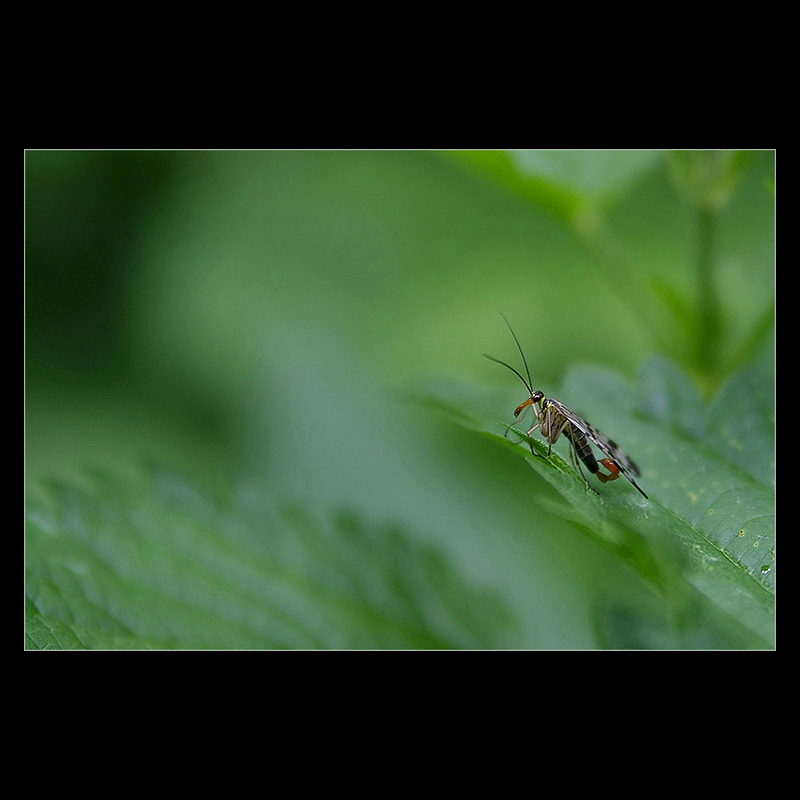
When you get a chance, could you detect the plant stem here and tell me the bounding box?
[696,204,721,375]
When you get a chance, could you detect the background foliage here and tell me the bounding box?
[25,150,775,649]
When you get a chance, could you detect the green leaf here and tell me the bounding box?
[424,357,775,648]
[507,149,663,201]
[668,150,755,210]
[25,470,520,650]
[444,150,663,223]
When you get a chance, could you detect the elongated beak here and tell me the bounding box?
[514,396,536,418]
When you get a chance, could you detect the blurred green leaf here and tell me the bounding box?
[424,357,775,648]
[442,150,582,221]
[668,150,755,210]
[508,149,663,201]
[446,150,664,222]
[25,470,520,650]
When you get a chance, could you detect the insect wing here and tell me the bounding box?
[583,421,642,478]
[546,399,642,478]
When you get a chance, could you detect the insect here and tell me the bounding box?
[484,315,648,499]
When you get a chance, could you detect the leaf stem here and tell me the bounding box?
[696,203,721,374]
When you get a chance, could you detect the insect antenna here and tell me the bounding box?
[482,353,532,394]
[499,313,533,393]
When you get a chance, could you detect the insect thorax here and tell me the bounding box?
[539,398,566,441]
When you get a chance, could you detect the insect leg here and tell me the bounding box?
[543,404,555,458]
[502,423,517,442]
[504,403,530,443]
[504,402,539,454]
[525,422,542,457]
[523,408,544,458]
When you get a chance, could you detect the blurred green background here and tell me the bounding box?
[25,150,775,648]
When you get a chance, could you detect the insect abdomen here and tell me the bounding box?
[565,427,599,474]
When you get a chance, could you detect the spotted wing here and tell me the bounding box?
[546,398,642,477]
